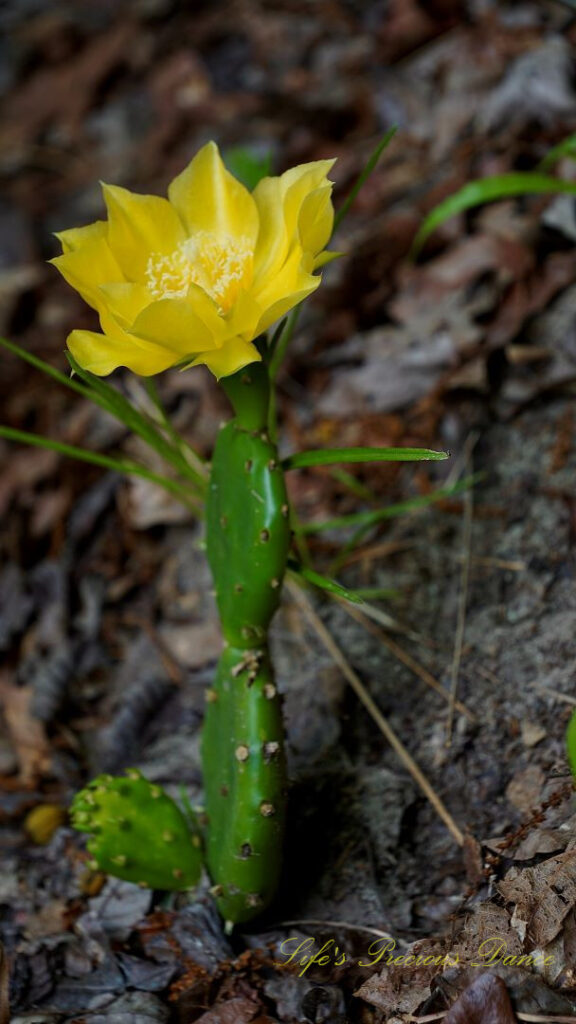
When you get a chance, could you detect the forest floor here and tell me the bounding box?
[2,1,576,1021]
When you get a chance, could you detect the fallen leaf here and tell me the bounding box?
[444,972,517,1024]
[498,851,576,947]
[0,674,51,783]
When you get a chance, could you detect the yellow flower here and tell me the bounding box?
[51,142,335,379]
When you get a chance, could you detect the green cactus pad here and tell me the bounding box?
[203,645,286,922]
[206,421,290,648]
[202,362,291,923]
[70,770,202,890]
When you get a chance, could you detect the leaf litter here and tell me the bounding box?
[2,0,576,1021]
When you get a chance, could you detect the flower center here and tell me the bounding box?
[145,232,252,314]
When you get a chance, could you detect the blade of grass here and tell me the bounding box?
[328,475,479,574]
[334,126,398,232]
[141,377,208,484]
[329,467,376,502]
[287,564,364,604]
[538,131,576,172]
[268,306,301,384]
[283,446,448,470]
[66,354,205,490]
[301,475,479,535]
[0,425,200,511]
[412,173,576,256]
[1,337,204,493]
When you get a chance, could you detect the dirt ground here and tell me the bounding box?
[2,1,576,1021]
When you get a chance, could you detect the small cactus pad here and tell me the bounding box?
[70,771,202,891]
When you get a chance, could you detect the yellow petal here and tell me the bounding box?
[298,184,334,255]
[102,184,186,280]
[252,159,335,284]
[129,294,222,355]
[192,336,261,379]
[281,161,335,249]
[252,176,288,285]
[279,159,336,199]
[168,141,258,246]
[99,282,152,328]
[226,287,263,341]
[253,245,320,335]
[50,238,124,312]
[55,220,107,254]
[67,329,179,376]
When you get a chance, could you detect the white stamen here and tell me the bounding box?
[145,231,252,313]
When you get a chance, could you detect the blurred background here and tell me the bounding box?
[2,1,576,1020]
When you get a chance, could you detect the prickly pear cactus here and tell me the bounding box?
[203,362,290,922]
[70,769,202,890]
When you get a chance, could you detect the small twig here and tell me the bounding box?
[409,1014,576,1023]
[455,554,526,572]
[339,601,474,722]
[272,919,394,940]
[345,597,432,645]
[446,435,477,743]
[336,539,413,567]
[288,580,464,847]
[532,683,576,706]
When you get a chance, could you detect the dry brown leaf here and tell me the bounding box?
[444,972,517,1024]
[193,995,264,1024]
[0,674,51,784]
[354,939,453,1016]
[498,851,576,947]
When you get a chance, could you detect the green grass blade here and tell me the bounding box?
[1,336,96,402]
[287,564,364,604]
[1,338,203,490]
[0,425,199,510]
[300,475,479,535]
[334,126,398,232]
[412,173,576,255]
[539,132,576,172]
[268,306,301,384]
[142,377,208,484]
[283,446,448,470]
[329,466,376,501]
[66,355,205,490]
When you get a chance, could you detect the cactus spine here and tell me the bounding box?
[204,361,290,922]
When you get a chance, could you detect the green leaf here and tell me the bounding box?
[567,709,576,780]
[283,446,448,470]
[539,132,576,172]
[288,564,364,604]
[300,475,479,535]
[224,146,272,190]
[0,425,199,510]
[412,173,576,255]
[334,126,398,232]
